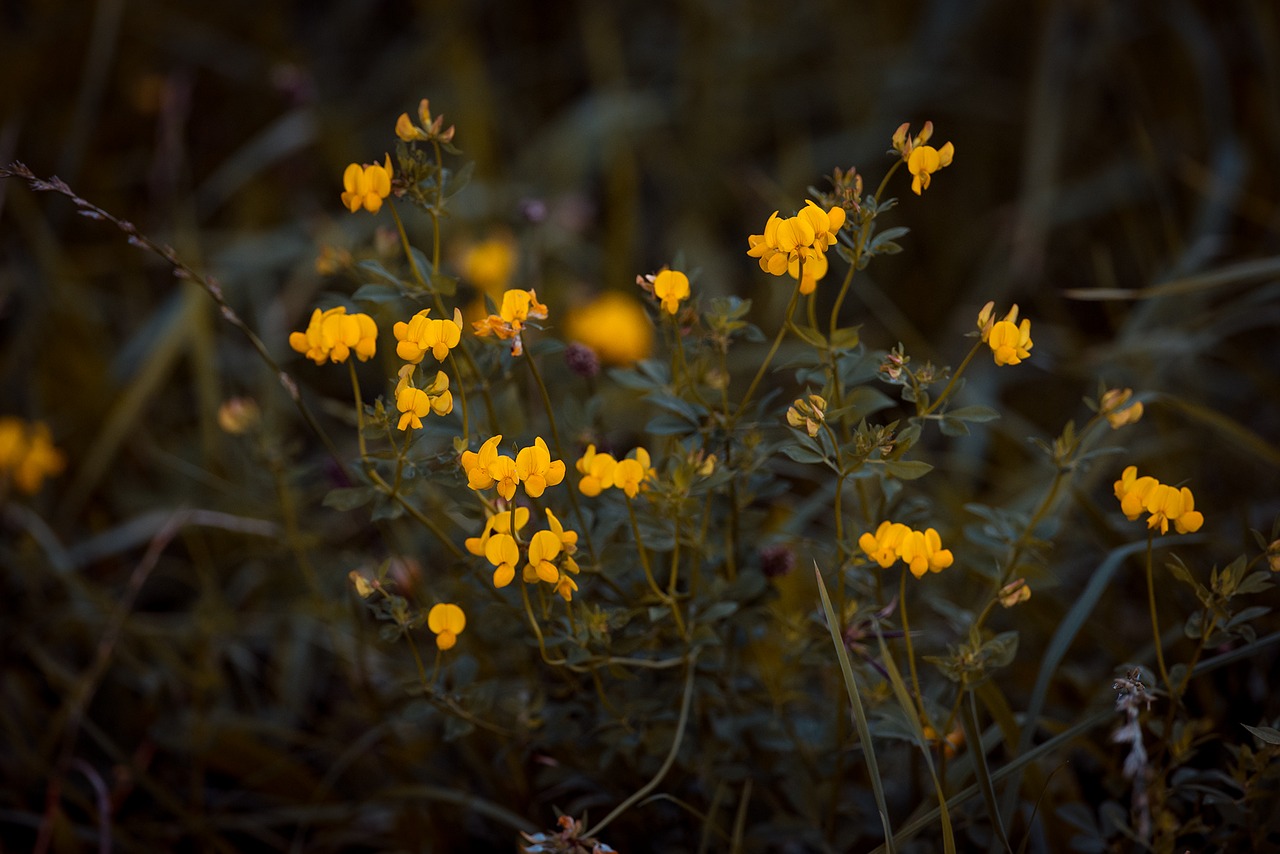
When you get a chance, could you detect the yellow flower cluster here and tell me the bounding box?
[394,308,463,364]
[459,233,517,297]
[473,288,548,357]
[575,445,655,498]
[1113,466,1204,535]
[465,507,581,600]
[340,155,393,214]
[394,366,452,430]
[892,121,954,195]
[746,201,847,295]
[461,435,565,501]
[976,301,1033,366]
[858,521,954,578]
[289,306,378,365]
[0,417,65,494]
[427,603,465,650]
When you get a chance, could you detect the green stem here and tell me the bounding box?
[732,280,802,423]
[584,650,700,839]
[901,568,933,732]
[921,340,983,417]
[625,493,686,638]
[1145,529,1171,692]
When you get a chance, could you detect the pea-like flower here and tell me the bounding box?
[395,98,455,144]
[746,203,845,295]
[473,288,549,357]
[1099,388,1144,430]
[289,306,378,365]
[977,302,1033,366]
[999,578,1031,608]
[340,155,393,214]
[898,527,954,578]
[893,122,954,195]
[611,448,655,499]
[525,530,563,585]
[576,445,618,497]
[427,603,466,650]
[515,437,566,498]
[485,532,521,588]
[1113,466,1204,535]
[858,521,953,577]
[395,370,452,430]
[651,269,690,315]
[858,521,912,569]
[465,508,529,561]
[394,308,463,363]
[0,418,66,494]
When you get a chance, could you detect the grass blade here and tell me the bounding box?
[960,688,1012,853]
[814,564,895,853]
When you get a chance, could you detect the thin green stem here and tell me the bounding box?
[732,281,802,423]
[625,493,687,638]
[1145,529,1172,692]
[901,569,933,732]
[921,340,983,417]
[584,650,700,839]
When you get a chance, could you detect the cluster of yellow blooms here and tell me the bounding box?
[465,507,581,601]
[976,301,1034,367]
[747,201,846,295]
[289,306,378,365]
[473,288,548,357]
[0,417,65,494]
[394,308,462,363]
[461,435,566,501]
[575,445,656,499]
[858,521,955,578]
[340,155,393,215]
[639,268,690,316]
[1114,466,1204,535]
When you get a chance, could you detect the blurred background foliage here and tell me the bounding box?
[3,0,1280,851]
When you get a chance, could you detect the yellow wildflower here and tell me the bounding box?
[465,508,529,558]
[461,435,521,500]
[1113,466,1204,535]
[858,521,911,569]
[525,530,562,584]
[485,532,521,588]
[612,447,655,498]
[394,308,463,364]
[907,143,955,195]
[515,437,565,498]
[979,304,1032,366]
[898,527,954,578]
[460,233,517,297]
[340,155,393,214]
[395,98,455,145]
[216,398,260,435]
[473,288,548,357]
[427,603,466,650]
[1100,388,1144,430]
[1114,465,1160,521]
[0,418,66,494]
[576,445,618,497]
[746,204,844,295]
[289,306,378,365]
[563,292,654,366]
[787,394,827,438]
[651,269,690,316]
[395,370,452,430]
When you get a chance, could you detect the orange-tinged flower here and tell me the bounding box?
[395,370,451,430]
[980,304,1032,366]
[465,508,529,557]
[858,521,912,569]
[427,603,466,650]
[462,435,505,491]
[473,289,548,356]
[898,527,954,578]
[341,155,393,214]
[999,578,1031,608]
[746,204,843,294]
[1100,388,1144,430]
[0,418,65,494]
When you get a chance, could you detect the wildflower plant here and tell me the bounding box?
[4,94,1277,854]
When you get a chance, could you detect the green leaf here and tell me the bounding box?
[790,324,828,350]
[443,160,475,199]
[946,405,1000,423]
[939,416,970,437]
[780,444,828,465]
[882,459,933,480]
[323,486,378,511]
[357,258,402,285]
[869,226,910,250]
[352,282,407,304]
[1242,724,1280,744]
[646,414,697,436]
[699,602,739,622]
[830,326,861,351]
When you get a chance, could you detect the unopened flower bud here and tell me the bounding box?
[999,578,1031,608]
[1100,388,1144,429]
